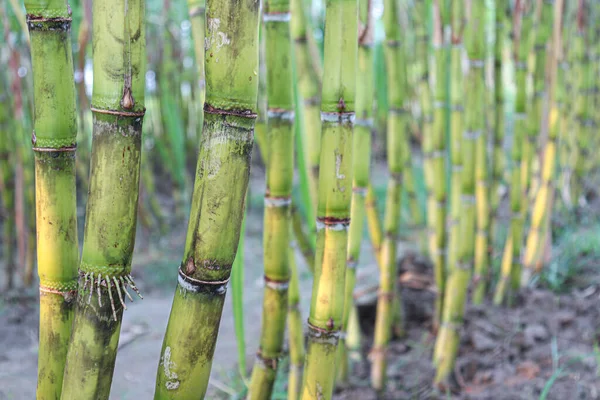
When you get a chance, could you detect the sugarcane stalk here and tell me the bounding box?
[153,0,260,396]
[487,0,511,264]
[188,0,205,131]
[370,0,409,390]
[287,241,305,400]
[494,1,532,304]
[414,0,433,260]
[256,21,268,164]
[434,0,485,386]
[429,0,449,329]
[249,0,295,394]
[366,184,383,268]
[521,0,552,216]
[292,206,315,273]
[291,0,322,212]
[21,0,78,397]
[60,0,146,397]
[337,0,374,383]
[522,0,565,282]
[300,0,357,395]
[433,0,464,364]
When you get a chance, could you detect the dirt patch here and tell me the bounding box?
[336,256,600,400]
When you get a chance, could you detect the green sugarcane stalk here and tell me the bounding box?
[300,0,357,396]
[249,0,295,394]
[472,0,493,304]
[60,0,146,397]
[445,0,464,295]
[520,0,552,222]
[23,1,79,397]
[188,0,205,131]
[413,0,436,270]
[434,0,485,386]
[256,21,268,165]
[429,0,449,329]
[522,0,564,282]
[291,0,323,212]
[366,184,383,267]
[153,0,260,396]
[231,211,247,379]
[494,0,530,305]
[292,206,316,273]
[487,0,511,267]
[337,0,374,383]
[287,241,305,400]
[371,0,409,390]
[433,0,464,365]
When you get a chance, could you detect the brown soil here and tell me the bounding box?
[335,255,600,400]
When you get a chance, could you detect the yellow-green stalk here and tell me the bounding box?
[521,0,552,216]
[494,0,530,305]
[153,0,260,396]
[414,0,434,262]
[366,184,383,268]
[24,1,78,396]
[487,0,511,260]
[429,0,449,328]
[521,0,565,283]
[287,242,305,400]
[300,0,357,395]
[188,0,205,130]
[249,0,295,394]
[291,0,322,211]
[445,0,465,299]
[337,0,374,382]
[569,11,589,205]
[371,0,408,390]
[434,0,464,364]
[60,0,146,397]
[472,0,493,304]
[434,0,485,385]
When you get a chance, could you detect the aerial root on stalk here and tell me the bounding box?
[79,271,143,320]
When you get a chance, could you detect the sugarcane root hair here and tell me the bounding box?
[80,271,142,321]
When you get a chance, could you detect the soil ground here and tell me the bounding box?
[335,255,600,400]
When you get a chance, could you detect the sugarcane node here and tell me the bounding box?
[26,16,72,31]
[90,107,146,117]
[189,6,205,17]
[204,103,257,118]
[294,35,308,44]
[267,108,295,120]
[307,320,341,341]
[177,267,230,294]
[263,11,291,22]
[263,276,290,291]
[317,216,351,227]
[389,107,409,115]
[385,39,401,48]
[255,350,279,370]
[39,285,77,300]
[303,95,320,106]
[32,145,77,152]
[352,186,368,195]
[346,259,358,270]
[456,261,472,271]
[376,290,394,301]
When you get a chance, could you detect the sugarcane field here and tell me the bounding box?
[4,0,600,398]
